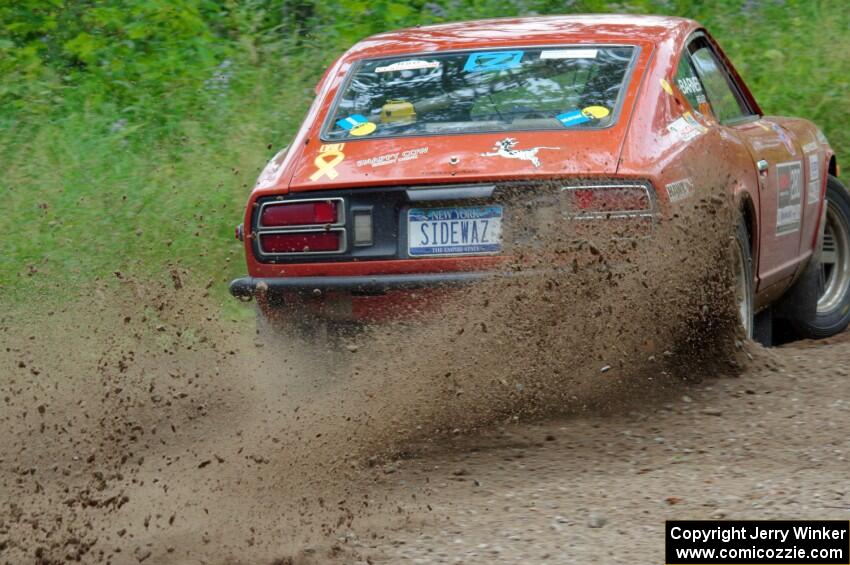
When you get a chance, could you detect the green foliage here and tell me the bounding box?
[1,0,848,299]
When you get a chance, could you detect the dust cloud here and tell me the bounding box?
[0,182,745,563]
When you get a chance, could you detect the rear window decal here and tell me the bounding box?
[556,106,610,127]
[480,138,559,168]
[324,45,637,141]
[556,109,590,127]
[776,161,803,235]
[336,114,376,136]
[540,48,598,59]
[463,50,524,72]
[375,60,440,73]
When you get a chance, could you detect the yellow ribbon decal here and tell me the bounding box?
[310,143,345,181]
[660,78,673,95]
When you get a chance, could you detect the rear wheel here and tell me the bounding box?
[817,183,850,323]
[779,175,850,339]
[732,220,755,339]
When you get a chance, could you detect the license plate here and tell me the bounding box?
[408,205,502,256]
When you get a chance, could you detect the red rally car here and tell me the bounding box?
[230,14,850,343]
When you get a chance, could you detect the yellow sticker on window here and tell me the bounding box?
[582,106,610,119]
[350,122,377,136]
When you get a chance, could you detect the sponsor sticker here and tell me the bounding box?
[556,106,610,127]
[776,161,803,235]
[309,143,345,181]
[583,105,610,119]
[356,146,428,168]
[556,109,589,127]
[802,140,818,154]
[480,138,558,168]
[666,178,694,203]
[540,48,598,59]
[807,153,821,205]
[375,60,440,73]
[682,111,708,133]
[676,76,704,97]
[667,115,702,142]
[336,114,377,136]
[463,51,524,72]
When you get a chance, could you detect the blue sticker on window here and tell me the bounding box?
[463,51,524,73]
[336,114,377,136]
[555,110,590,127]
[556,110,591,127]
[336,114,368,131]
[556,106,611,128]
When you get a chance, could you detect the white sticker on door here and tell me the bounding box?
[776,161,803,235]
[665,178,694,203]
[806,153,821,205]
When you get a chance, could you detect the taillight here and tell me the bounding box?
[260,231,342,253]
[562,185,651,216]
[255,197,346,256]
[260,200,339,227]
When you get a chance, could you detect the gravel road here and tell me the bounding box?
[2,282,848,564]
[355,336,850,564]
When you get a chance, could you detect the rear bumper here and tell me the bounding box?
[229,272,491,298]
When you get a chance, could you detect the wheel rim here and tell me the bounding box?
[732,237,753,338]
[817,202,850,314]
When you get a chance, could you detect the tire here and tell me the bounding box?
[732,219,755,340]
[784,175,850,338]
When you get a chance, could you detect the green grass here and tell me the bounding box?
[1,0,847,302]
[0,57,321,301]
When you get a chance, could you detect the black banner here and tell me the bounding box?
[666,521,849,564]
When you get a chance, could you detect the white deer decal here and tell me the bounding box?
[481,138,559,168]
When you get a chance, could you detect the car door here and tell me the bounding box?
[681,35,803,290]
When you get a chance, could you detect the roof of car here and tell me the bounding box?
[345,14,698,59]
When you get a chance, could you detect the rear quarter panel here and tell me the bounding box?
[617,29,762,268]
[769,116,832,258]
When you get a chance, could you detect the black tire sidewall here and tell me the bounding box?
[736,220,755,339]
[811,176,850,335]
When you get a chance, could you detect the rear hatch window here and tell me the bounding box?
[323,45,638,141]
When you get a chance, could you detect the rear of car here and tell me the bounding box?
[231,34,663,324]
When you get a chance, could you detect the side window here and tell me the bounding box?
[674,53,708,114]
[687,41,751,124]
